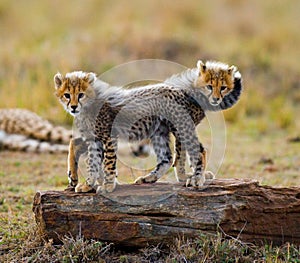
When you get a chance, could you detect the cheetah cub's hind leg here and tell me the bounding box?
[134,132,173,184]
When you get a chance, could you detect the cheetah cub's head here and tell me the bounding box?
[195,60,241,106]
[54,71,97,116]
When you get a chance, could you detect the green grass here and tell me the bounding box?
[1,0,300,261]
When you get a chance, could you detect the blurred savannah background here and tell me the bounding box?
[1,0,300,261]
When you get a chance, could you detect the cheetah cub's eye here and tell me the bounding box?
[64,93,71,99]
[220,86,227,92]
[78,93,84,100]
[206,85,213,91]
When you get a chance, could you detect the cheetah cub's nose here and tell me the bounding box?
[71,105,78,112]
[212,98,220,105]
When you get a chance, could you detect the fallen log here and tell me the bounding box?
[33,179,300,247]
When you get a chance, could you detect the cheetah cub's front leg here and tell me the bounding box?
[173,142,215,183]
[204,171,215,180]
[96,138,118,194]
[66,139,78,191]
[66,138,88,191]
[201,149,214,180]
[75,140,104,193]
[185,147,215,187]
[180,131,207,188]
[173,139,187,182]
[66,138,95,192]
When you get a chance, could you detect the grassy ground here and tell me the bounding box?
[1,128,299,262]
[1,0,300,261]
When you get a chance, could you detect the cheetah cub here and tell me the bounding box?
[54,60,242,193]
[54,72,209,193]
[164,60,242,182]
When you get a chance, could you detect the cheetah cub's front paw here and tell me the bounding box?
[75,182,95,193]
[204,170,215,180]
[96,181,116,194]
[185,175,205,188]
[134,174,158,184]
[64,185,75,192]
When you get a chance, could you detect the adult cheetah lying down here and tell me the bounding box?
[54,60,242,193]
[0,108,71,153]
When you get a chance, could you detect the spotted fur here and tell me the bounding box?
[54,60,242,193]
[54,72,209,193]
[132,60,242,160]
[165,60,242,181]
[0,108,71,153]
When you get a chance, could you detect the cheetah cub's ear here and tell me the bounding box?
[227,65,237,76]
[228,65,242,79]
[54,73,64,89]
[84,72,97,85]
[196,60,206,75]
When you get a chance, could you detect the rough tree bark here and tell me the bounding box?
[33,179,300,247]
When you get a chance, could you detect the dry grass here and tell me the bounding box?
[0,0,300,124]
[1,0,300,261]
[1,129,300,261]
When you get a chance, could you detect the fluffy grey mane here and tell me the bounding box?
[163,67,242,111]
[164,67,198,89]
